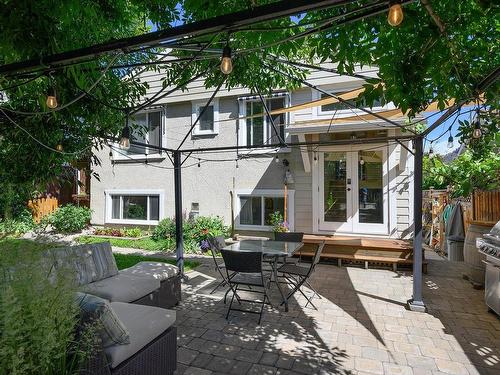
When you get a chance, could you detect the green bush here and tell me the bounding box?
[0,208,35,236]
[123,227,144,238]
[50,205,92,233]
[153,216,230,253]
[0,239,96,374]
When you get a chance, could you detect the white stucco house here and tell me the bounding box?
[90,64,416,239]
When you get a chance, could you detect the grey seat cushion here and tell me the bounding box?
[83,273,160,303]
[88,242,119,280]
[105,302,176,368]
[119,261,179,281]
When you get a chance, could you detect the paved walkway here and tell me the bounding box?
[173,251,499,375]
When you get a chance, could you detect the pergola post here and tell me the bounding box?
[173,150,184,275]
[408,136,426,312]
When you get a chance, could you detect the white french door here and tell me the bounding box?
[317,145,389,235]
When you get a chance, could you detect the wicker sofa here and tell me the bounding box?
[48,242,180,375]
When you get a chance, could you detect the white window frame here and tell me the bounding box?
[191,99,219,136]
[238,94,290,154]
[235,189,295,232]
[112,108,167,161]
[105,189,164,225]
[312,86,391,119]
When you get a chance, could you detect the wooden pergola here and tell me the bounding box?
[1,0,498,314]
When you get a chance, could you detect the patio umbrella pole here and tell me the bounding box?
[173,150,185,276]
[408,136,426,312]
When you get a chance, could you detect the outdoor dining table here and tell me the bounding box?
[222,239,303,312]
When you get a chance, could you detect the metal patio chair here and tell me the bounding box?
[206,236,230,295]
[221,249,270,324]
[274,231,304,263]
[278,241,325,309]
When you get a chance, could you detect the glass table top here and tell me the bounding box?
[222,240,303,257]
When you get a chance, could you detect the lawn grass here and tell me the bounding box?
[113,253,199,271]
[76,235,172,252]
[0,237,57,252]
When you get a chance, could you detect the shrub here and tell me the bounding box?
[50,205,92,233]
[123,227,143,238]
[153,216,230,253]
[0,208,35,236]
[0,239,96,374]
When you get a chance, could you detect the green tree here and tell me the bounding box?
[0,0,498,215]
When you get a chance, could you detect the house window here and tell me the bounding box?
[236,189,294,231]
[192,99,219,136]
[106,190,163,224]
[241,96,287,146]
[126,110,163,155]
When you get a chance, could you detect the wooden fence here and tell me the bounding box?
[28,197,58,223]
[472,190,500,225]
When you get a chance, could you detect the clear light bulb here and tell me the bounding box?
[236,160,239,169]
[119,125,131,150]
[46,87,58,109]
[429,147,434,159]
[220,45,233,75]
[359,157,365,165]
[56,144,63,152]
[388,3,404,26]
[198,159,201,168]
[473,122,482,139]
[275,154,280,163]
[447,135,454,149]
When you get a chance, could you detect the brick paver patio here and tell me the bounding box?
[173,252,499,375]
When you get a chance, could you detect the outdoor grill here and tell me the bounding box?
[477,221,500,316]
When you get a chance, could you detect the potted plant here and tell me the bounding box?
[269,211,289,235]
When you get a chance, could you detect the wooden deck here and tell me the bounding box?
[299,234,424,272]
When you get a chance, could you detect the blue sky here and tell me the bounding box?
[423,105,474,154]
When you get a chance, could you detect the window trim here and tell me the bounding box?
[235,189,295,232]
[105,189,164,225]
[191,99,219,136]
[112,108,166,162]
[237,94,290,153]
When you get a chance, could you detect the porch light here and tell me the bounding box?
[388,1,404,27]
[220,44,233,75]
[119,121,131,150]
[46,86,58,109]
[473,120,482,139]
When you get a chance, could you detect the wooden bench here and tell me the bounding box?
[299,235,427,273]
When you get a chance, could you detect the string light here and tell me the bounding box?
[359,157,365,165]
[197,158,201,167]
[428,141,434,159]
[220,44,233,75]
[388,1,404,27]
[119,117,131,150]
[313,152,318,164]
[56,144,63,152]
[236,159,239,169]
[46,86,58,109]
[473,119,482,139]
[447,133,454,149]
[275,154,280,163]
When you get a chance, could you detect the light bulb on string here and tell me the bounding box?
[387,1,404,27]
[447,135,454,149]
[220,44,233,75]
[46,86,58,109]
[197,159,201,168]
[472,120,482,139]
[313,152,318,164]
[275,154,280,163]
[56,144,63,152]
[119,117,131,150]
[359,157,365,165]
[428,142,434,159]
[235,159,239,169]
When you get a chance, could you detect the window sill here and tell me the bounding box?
[235,224,274,232]
[238,147,291,156]
[106,219,160,226]
[112,153,165,163]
